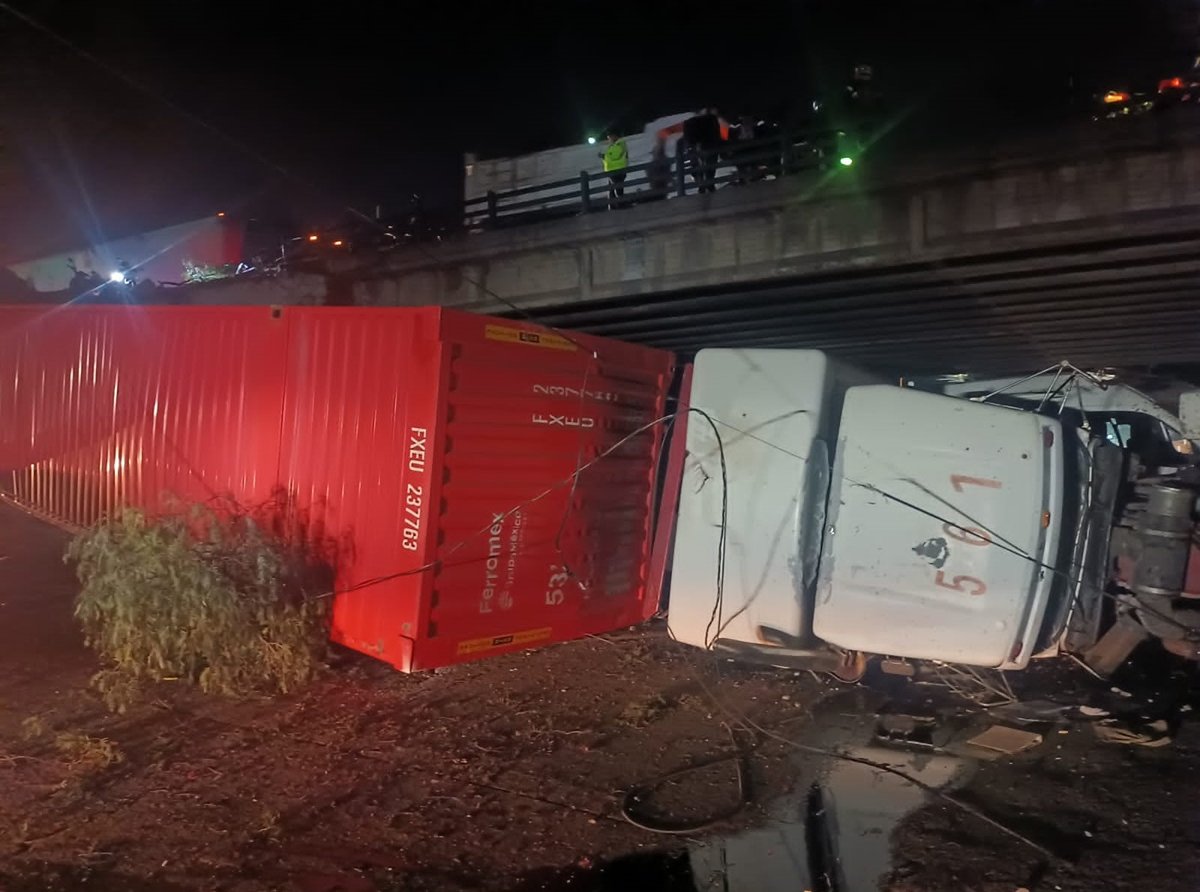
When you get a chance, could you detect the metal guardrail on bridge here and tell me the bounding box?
[463,129,850,229]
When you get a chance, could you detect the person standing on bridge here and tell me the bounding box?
[732,114,759,184]
[645,135,672,200]
[682,107,723,193]
[602,129,629,209]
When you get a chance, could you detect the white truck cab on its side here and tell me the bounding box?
[665,348,1200,674]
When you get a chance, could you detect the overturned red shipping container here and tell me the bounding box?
[0,305,674,670]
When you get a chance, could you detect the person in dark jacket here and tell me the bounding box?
[682,107,722,193]
[732,114,759,184]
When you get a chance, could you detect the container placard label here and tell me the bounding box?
[485,324,576,352]
[456,626,553,656]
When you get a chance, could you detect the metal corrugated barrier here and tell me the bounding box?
[526,228,1200,375]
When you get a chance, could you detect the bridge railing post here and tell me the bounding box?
[580,170,592,213]
[486,190,497,224]
[674,141,687,197]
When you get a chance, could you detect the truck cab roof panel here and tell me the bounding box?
[813,386,1065,669]
[665,349,877,650]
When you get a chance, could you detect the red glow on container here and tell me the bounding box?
[0,306,674,670]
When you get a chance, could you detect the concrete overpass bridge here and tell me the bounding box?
[193,115,1200,374]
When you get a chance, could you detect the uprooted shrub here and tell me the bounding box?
[67,504,332,712]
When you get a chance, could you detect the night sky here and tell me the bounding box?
[0,0,1196,263]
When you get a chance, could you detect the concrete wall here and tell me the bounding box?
[165,270,329,306]
[169,137,1200,315]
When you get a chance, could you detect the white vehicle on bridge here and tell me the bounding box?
[664,350,1200,680]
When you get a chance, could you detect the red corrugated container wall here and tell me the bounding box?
[0,306,287,522]
[0,305,674,670]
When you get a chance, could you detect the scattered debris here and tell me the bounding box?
[875,712,938,750]
[880,658,916,677]
[1081,615,1150,677]
[1092,718,1172,748]
[616,693,674,728]
[926,663,1016,708]
[53,732,124,774]
[20,714,49,740]
[988,699,1072,724]
[965,725,1043,757]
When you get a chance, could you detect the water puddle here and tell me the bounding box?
[687,747,967,891]
[687,692,973,892]
[517,688,975,892]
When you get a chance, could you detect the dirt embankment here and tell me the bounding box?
[0,504,828,891]
[3,501,1199,891]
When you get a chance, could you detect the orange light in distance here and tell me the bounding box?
[333,239,344,247]
[307,234,319,242]
[1103,90,1130,104]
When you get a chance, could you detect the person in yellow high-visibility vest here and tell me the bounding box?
[602,129,629,208]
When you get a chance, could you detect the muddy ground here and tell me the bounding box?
[886,654,1200,892]
[1,500,1198,891]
